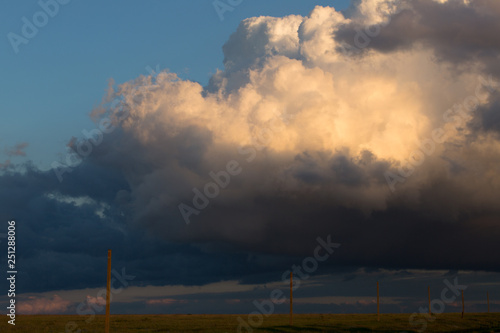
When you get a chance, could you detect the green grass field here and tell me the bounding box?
[1,313,499,332]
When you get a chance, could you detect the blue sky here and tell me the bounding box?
[0,0,349,170]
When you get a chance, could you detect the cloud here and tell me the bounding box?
[86,295,106,306]
[88,1,500,245]
[1,0,500,299]
[146,298,187,305]
[17,295,71,314]
[0,160,11,169]
[0,142,28,170]
[5,142,28,157]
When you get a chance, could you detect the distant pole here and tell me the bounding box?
[290,272,293,326]
[461,290,464,319]
[105,249,112,333]
[487,291,490,313]
[377,281,380,322]
[428,286,431,316]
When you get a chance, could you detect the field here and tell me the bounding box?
[1,313,499,332]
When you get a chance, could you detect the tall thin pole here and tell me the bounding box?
[487,291,490,313]
[105,249,112,333]
[428,286,431,316]
[377,281,380,322]
[461,290,464,319]
[290,272,293,326]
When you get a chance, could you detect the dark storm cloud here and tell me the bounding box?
[0,161,128,292]
[0,159,284,293]
[40,116,500,276]
[474,91,500,133]
[336,0,500,75]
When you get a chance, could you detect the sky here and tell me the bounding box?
[1,0,500,330]
[0,0,342,170]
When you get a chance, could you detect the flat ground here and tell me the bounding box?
[1,313,499,332]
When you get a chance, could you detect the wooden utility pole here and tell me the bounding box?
[105,249,112,333]
[377,281,380,322]
[428,286,431,316]
[487,291,490,313]
[461,290,464,319]
[290,272,293,326]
